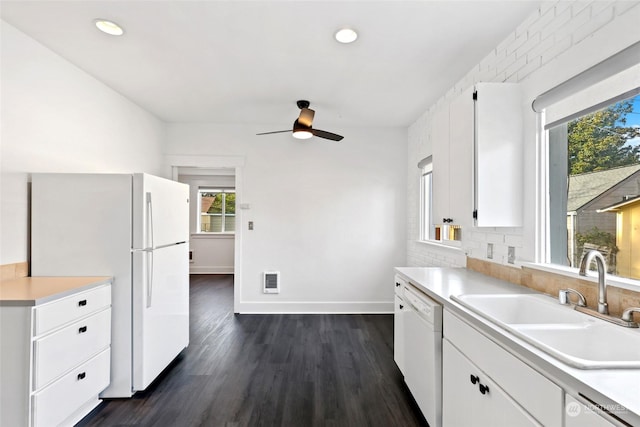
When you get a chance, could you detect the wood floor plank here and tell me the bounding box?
[77,275,427,427]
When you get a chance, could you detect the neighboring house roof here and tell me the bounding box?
[598,195,640,212]
[567,164,640,212]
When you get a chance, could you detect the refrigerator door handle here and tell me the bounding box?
[146,192,154,250]
[147,250,154,308]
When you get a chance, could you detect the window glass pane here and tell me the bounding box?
[225,215,236,232]
[209,215,223,233]
[207,192,223,215]
[200,214,211,232]
[198,189,235,233]
[549,93,640,280]
[422,172,432,241]
[225,192,236,215]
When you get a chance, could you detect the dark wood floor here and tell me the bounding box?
[78,275,427,427]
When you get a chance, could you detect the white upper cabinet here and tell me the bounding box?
[431,82,523,230]
[432,105,452,225]
[474,82,524,227]
[432,88,475,230]
[448,86,474,229]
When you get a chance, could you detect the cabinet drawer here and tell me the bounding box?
[34,284,111,336]
[33,308,111,390]
[394,275,407,297]
[444,310,563,427]
[31,349,110,427]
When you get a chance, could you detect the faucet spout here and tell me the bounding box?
[578,250,608,315]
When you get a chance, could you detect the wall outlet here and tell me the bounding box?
[508,246,516,264]
[248,221,254,230]
[487,243,493,259]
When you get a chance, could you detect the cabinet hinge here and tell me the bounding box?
[472,91,478,101]
[473,210,478,220]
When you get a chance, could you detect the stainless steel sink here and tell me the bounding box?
[452,293,640,369]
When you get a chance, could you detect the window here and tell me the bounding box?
[198,189,235,233]
[419,156,433,241]
[547,92,640,281]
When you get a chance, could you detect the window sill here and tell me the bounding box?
[416,239,463,251]
[521,262,640,293]
[191,233,235,240]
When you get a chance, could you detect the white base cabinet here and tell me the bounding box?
[565,394,617,427]
[393,275,407,375]
[1,282,112,427]
[443,339,540,427]
[443,309,563,427]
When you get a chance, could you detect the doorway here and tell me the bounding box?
[168,155,244,313]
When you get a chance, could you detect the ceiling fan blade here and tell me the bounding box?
[312,129,344,141]
[256,130,290,135]
[298,108,315,127]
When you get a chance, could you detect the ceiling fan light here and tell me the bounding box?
[95,19,124,36]
[335,28,358,44]
[293,130,313,139]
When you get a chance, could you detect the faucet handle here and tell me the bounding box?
[559,288,587,307]
[621,307,640,323]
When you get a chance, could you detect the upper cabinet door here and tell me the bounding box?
[431,106,451,225]
[474,82,524,227]
[449,86,475,229]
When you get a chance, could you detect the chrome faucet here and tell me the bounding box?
[578,250,608,315]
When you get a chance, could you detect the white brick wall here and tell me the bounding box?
[406,0,640,268]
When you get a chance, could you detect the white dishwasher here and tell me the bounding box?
[403,283,443,427]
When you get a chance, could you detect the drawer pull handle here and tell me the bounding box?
[470,374,479,384]
[479,383,490,395]
[395,282,401,287]
[399,304,404,309]
[78,326,88,333]
[77,372,86,380]
[78,299,87,307]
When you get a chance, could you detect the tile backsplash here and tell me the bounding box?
[467,257,640,320]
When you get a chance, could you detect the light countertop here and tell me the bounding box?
[0,276,112,307]
[395,266,640,426]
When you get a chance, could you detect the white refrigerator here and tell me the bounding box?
[31,173,190,398]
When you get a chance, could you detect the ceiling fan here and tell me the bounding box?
[256,100,344,141]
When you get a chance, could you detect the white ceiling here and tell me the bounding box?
[1,1,541,129]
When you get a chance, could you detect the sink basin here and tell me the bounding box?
[452,293,640,369]
[512,323,640,369]
[452,293,589,325]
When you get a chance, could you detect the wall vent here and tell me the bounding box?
[263,271,280,294]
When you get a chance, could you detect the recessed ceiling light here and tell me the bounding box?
[335,28,358,44]
[94,19,124,36]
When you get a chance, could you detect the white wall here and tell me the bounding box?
[0,21,166,265]
[166,124,407,312]
[178,174,235,274]
[407,1,640,268]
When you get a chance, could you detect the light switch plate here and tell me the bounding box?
[508,246,516,264]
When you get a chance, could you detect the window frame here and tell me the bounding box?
[197,188,236,234]
[419,157,434,242]
[537,86,640,290]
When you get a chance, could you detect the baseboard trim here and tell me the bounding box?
[189,266,234,274]
[237,300,393,314]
